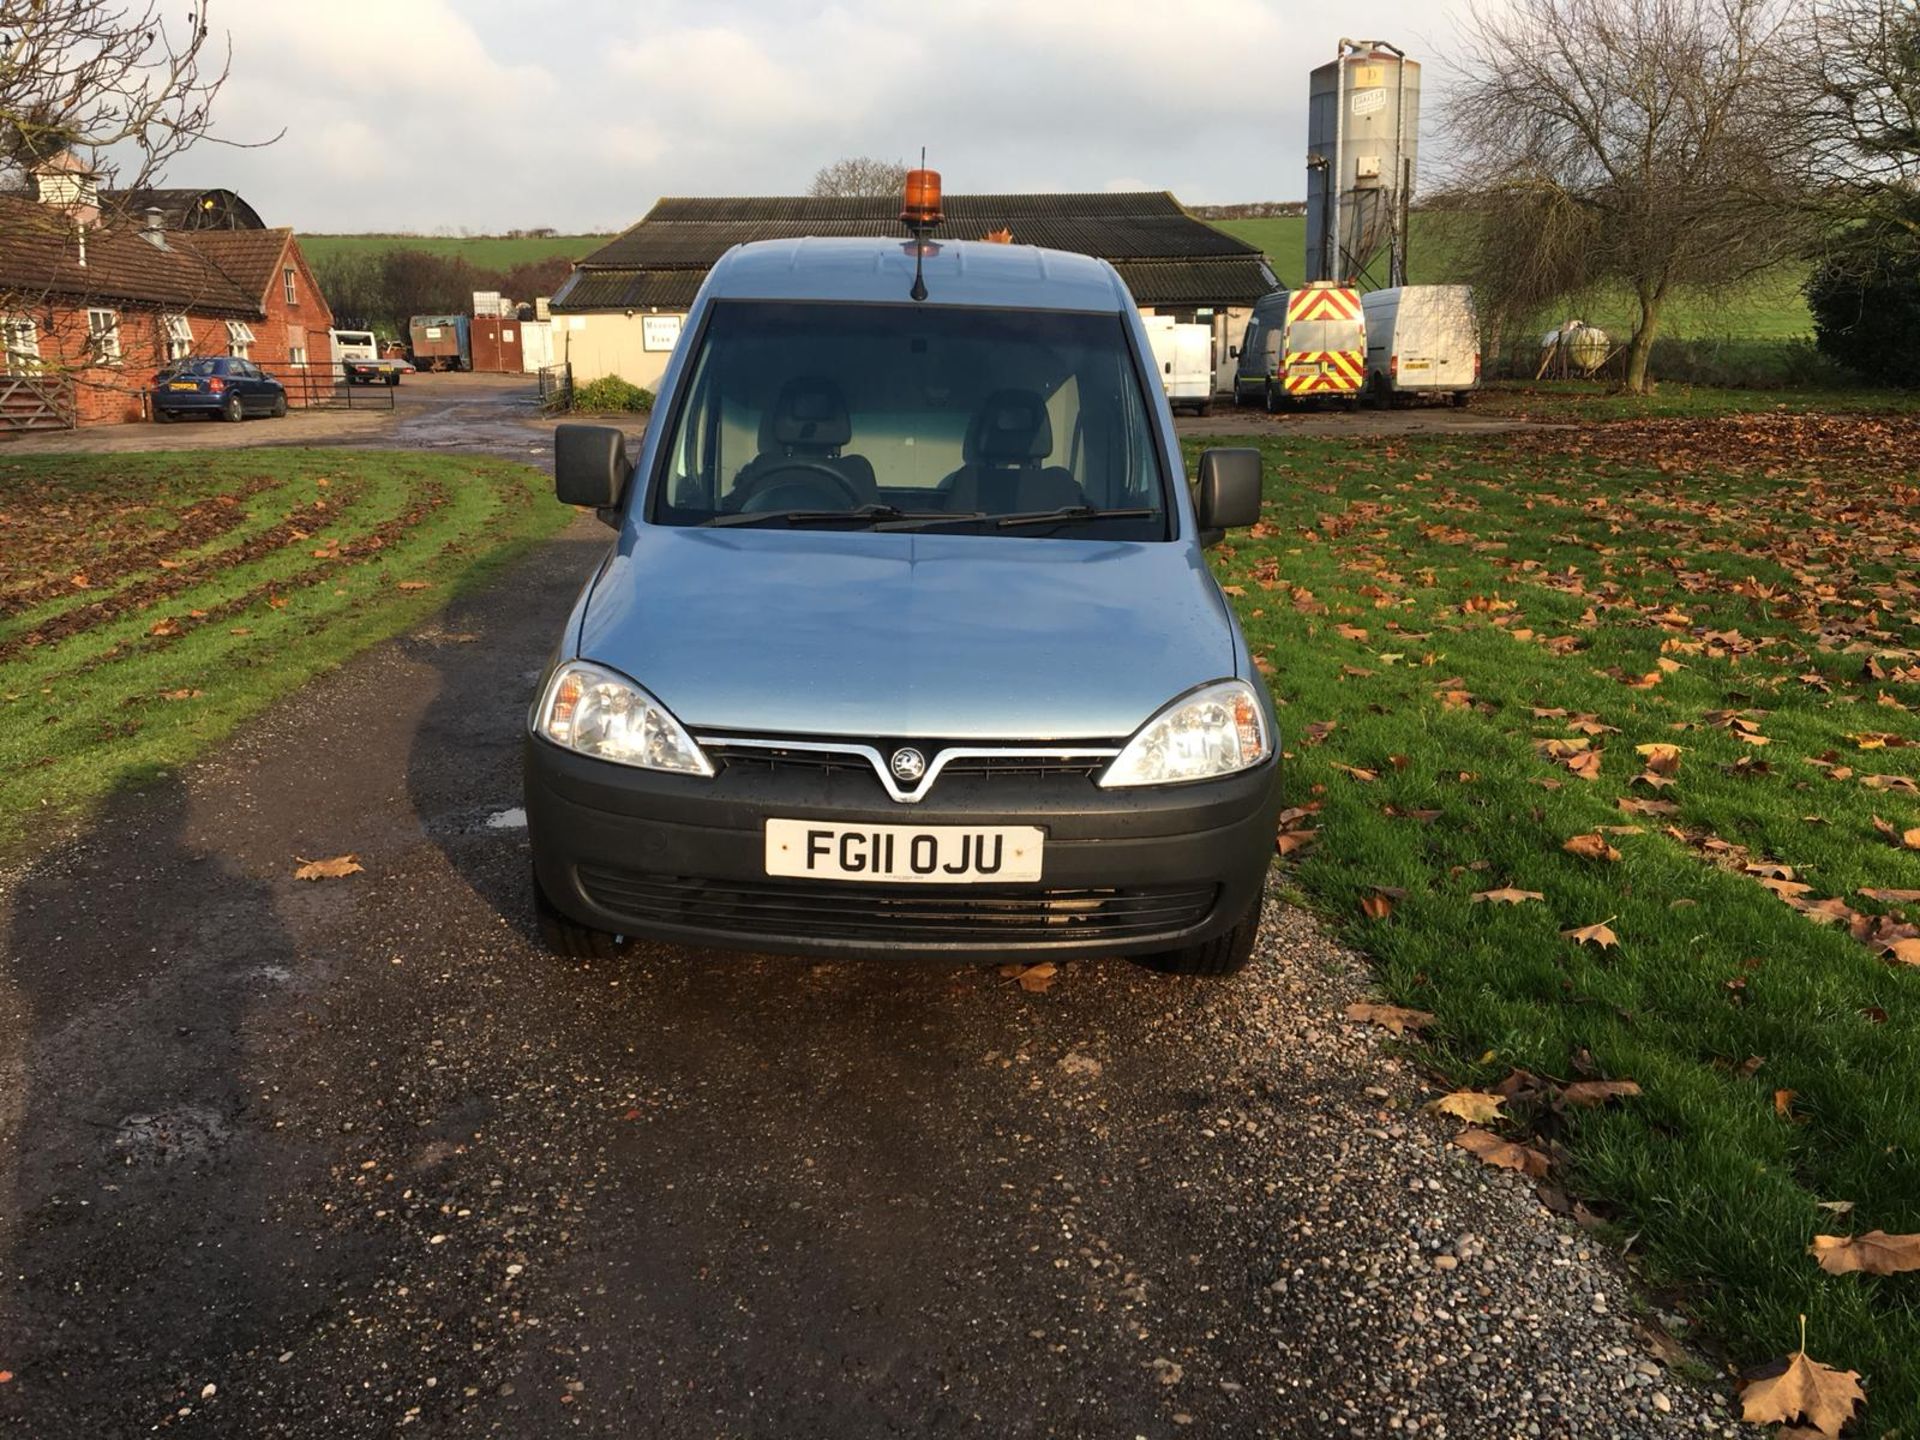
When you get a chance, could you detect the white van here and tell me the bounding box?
[1142,315,1215,416]
[328,329,379,363]
[1360,286,1480,406]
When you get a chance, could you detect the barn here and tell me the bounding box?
[549,192,1278,394]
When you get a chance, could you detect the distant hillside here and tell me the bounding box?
[297,234,610,268]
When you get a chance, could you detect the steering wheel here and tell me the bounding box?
[737,461,863,512]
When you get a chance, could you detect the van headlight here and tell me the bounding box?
[1100,679,1271,788]
[533,660,713,776]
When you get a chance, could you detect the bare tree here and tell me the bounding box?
[1,2,243,223]
[1445,0,1810,392]
[808,156,909,198]
[1773,0,1920,258]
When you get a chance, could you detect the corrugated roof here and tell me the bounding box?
[0,195,263,314]
[550,268,706,310]
[99,187,265,230]
[555,190,1272,312]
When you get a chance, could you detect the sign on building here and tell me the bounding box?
[642,315,683,352]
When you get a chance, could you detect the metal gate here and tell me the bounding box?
[538,362,572,413]
[0,373,76,432]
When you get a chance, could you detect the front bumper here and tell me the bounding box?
[525,736,1282,959]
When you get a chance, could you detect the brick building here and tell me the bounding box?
[0,154,334,431]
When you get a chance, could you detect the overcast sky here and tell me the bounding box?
[166,1,1474,234]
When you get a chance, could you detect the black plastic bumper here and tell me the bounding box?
[524,736,1282,959]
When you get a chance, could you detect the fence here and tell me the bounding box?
[537,362,573,414]
[259,362,396,413]
[0,373,75,432]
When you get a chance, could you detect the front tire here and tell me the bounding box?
[222,394,245,423]
[270,394,287,418]
[1133,894,1263,977]
[531,864,624,960]
[1263,382,1283,415]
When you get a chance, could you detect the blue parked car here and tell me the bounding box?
[525,229,1279,975]
[152,355,287,422]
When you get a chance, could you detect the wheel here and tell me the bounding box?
[1196,402,1213,418]
[222,394,245,423]
[154,407,177,423]
[1264,382,1283,415]
[270,394,287,418]
[1133,893,1263,977]
[1454,390,1473,409]
[531,864,624,959]
[385,372,400,387]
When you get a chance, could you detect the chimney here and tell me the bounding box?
[30,149,100,228]
[140,206,170,250]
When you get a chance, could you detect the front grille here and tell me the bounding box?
[700,739,1117,796]
[577,867,1217,946]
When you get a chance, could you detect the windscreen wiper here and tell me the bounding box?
[702,504,940,528]
[992,505,1157,529]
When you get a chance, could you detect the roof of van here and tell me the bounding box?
[696,236,1136,313]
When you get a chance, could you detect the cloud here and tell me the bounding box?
[163,0,1471,232]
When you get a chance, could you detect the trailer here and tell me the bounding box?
[408,314,471,372]
[1360,285,1479,406]
[1232,283,1367,411]
[1141,315,1215,415]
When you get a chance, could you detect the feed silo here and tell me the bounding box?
[1305,40,1421,285]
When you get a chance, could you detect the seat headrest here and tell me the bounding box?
[766,377,852,449]
[965,389,1054,464]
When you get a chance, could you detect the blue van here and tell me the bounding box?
[525,233,1280,975]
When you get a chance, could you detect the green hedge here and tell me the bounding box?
[572,375,655,413]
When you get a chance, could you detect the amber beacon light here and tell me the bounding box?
[900,168,943,228]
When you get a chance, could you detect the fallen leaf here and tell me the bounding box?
[1860,888,1920,904]
[1427,1090,1505,1123]
[1274,829,1318,857]
[396,580,432,592]
[149,617,181,637]
[1562,921,1619,949]
[1739,1323,1865,1436]
[1005,961,1057,993]
[1344,1002,1433,1035]
[1359,891,1395,920]
[1635,742,1683,776]
[1559,1079,1641,1106]
[1331,763,1379,783]
[1619,796,1679,817]
[1472,887,1545,905]
[1816,1199,1856,1215]
[157,688,203,702]
[293,854,363,881]
[1775,1088,1803,1122]
[1810,1230,1920,1276]
[1452,1126,1550,1178]
[1562,833,1621,863]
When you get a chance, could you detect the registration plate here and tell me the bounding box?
[765,819,1044,884]
[168,381,198,390]
[1402,359,1431,370]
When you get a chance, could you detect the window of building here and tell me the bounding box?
[87,308,121,363]
[283,267,298,304]
[2,315,39,375]
[226,319,255,359]
[162,313,193,362]
[288,327,307,367]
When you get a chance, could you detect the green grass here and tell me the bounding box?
[296,234,610,268]
[1211,214,1814,341]
[1191,420,1920,1432]
[0,450,571,851]
[1474,380,1920,422]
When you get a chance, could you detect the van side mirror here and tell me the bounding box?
[1195,448,1262,540]
[555,423,632,522]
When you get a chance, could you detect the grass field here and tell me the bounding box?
[0,450,571,851]
[296,234,612,268]
[1212,215,1815,343]
[1474,380,1920,423]
[1193,414,1920,1433]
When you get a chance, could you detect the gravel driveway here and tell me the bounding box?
[0,518,1750,1438]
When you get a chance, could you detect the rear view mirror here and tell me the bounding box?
[1195,448,1263,539]
[555,423,632,521]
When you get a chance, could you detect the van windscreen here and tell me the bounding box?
[650,301,1170,539]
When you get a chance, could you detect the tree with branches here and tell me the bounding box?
[1,2,242,224]
[808,156,909,198]
[1445,0,1811,392]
